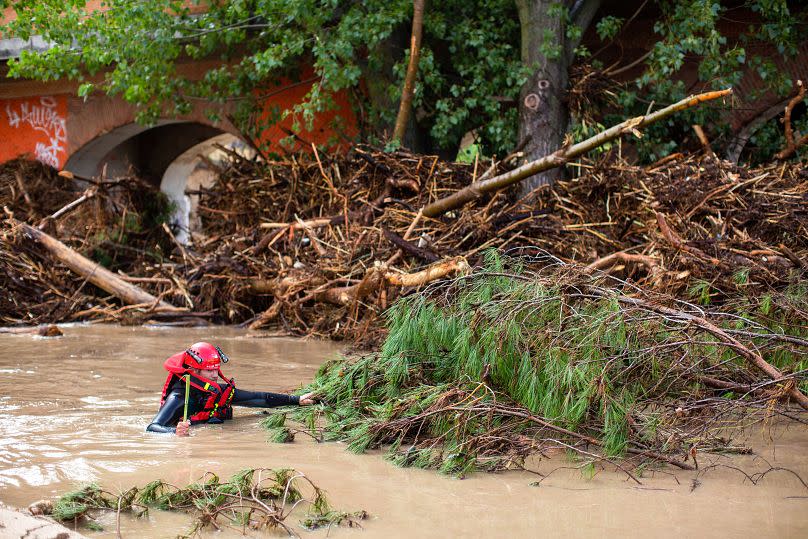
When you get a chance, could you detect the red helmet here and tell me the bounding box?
[184,342,229,370]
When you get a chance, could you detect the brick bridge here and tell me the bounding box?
[0,5,357,242]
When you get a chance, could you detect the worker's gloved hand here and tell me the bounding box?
[175,420,191,437]
[298,392,316,405]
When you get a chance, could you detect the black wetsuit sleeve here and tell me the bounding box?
[231,388,300,408]
[146,389,184,433]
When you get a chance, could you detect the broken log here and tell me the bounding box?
[13,220,181,312]
[385,257,470,287]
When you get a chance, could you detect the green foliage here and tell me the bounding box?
[688,279,714,305]
[264,252,807,476]
[1,0,523,156]
[52,484,110,522]
[742,105,808,164]
[596,16,625,41]
[608,0,805,163]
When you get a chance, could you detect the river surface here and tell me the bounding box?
[0,325,806,538]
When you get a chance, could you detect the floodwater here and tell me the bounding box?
[0,325,806,539]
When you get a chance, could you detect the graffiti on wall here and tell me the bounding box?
[1,95,68,168]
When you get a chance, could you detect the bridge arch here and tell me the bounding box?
[160,133,254,244]
[63,119,251,244]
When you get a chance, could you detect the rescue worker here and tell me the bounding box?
[147,342,315,436]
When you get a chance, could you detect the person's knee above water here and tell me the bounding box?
[146,342,314,436]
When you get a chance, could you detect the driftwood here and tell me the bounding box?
[421,88,732,218]
[586,251,658,272]
[775,80,808,160]
[248,257,470,329]
[385,257,469,286]
[0,324,62,337]
[14,220,180,312]
[617,295,808,410]
[37,187,96,230]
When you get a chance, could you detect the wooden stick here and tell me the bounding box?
[775,80,808,160]
[183,375,191,422]
[692,124,713,154]
[385,257,469,287]
[421,88,732,217]
[655,212,721,266]
[14,172,33,210]
[586,251,658,271]
[37,188,96,230]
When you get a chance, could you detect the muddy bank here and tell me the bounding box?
[0,325,806,538]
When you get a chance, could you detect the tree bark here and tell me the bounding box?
[516,0,567,194]
[515,0,601,195]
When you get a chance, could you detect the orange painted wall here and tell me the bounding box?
[1,4,358,166]
[0,95,68,168]
[255,77,358,154]
[2,1,206,26]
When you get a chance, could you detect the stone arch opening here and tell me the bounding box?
[63,121,226,183]
[160,133,255,244]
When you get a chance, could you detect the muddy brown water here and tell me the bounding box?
[0,325,806,538]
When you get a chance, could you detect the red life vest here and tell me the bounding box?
[160,351,236,424]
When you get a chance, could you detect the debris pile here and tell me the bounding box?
[0,149,805,343]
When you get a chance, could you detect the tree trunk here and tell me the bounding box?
[515,0,601,196]
[393,0,426,145]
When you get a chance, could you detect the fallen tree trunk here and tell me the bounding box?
[421,88,732,218]
[13,220,180,312]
